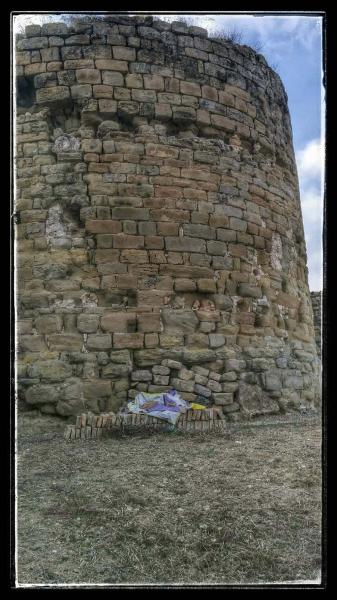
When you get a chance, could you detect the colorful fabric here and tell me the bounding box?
[126,389,190,425]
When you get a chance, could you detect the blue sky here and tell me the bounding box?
[14,12,324,290]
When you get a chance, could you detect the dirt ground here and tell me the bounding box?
[15,411,322,587]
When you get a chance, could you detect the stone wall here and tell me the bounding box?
[15,15,321,420]
[310,292,321,358]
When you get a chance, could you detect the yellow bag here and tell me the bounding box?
[190,403,206,410]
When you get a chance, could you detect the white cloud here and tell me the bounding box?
[297,138,323,181]
[294,138,324,290]
[301,188,322,226]
[306,248,323,292]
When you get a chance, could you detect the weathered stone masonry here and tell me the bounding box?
[310,292,321,358]
[15,15,321,420]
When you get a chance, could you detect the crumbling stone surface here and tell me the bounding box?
[15,15,321,419]
[310,291,321,357]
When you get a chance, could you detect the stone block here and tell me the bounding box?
[155,103,172,119]
[94,58,127,72]
[76,68,101,84]
[209,333,226,348]
[17,36,49,50]
[70,84,92,99]
[237,284,262,298]
[112,46,136,61]
[160,333,184,348]
[183,348,214,364]
[144,74,164,90]
[125,73,143,88]
[110,349,132,363]
[174,279,197,292]
[171,378,195,392]
[194,384,212,398]
[114,333,144,349]
[261,373,282,391]
[101,312,136,332]
[132,349,164,368]
[161,359,182,370]
[102,71,124,86]
[197,279,217,293]
[229,217,248,232]
[25,384,60,404]
[36,86,70,103]
[83,380,112,398]
[283,374,303,390]
[152,365,170,375]
[111,207,149,221]
[153,374,169,385]
[207,379,222,393]
[225,358,246,371]
[98,99,118,113]
[137,313,161,332]
[180,81,201,96]
[115,275,138,289]
[96,234,113,248]
[27,360,72,382]
[77,314,100,333]
[120,249,148,263]
[207,240,227,256]
[194,373,208,385]
[86,334,112,350]
[165,237,206,253]
[34,315,63,334]
[48,334,83,352]
[222,382,239,393]
[117,100,139,116]
[131,88,156,102]
[113,234,145,249]
[276,292,300,309]
[161,309,198,333]
[172,106,196,121]
[86,220,122,234]
[131,370,152,382]
[144,333,160,348]
[20,335,47,352]
[213,393,234,405]
[42,22,68,35]
[237,382,280,416]
[184,224,216,240]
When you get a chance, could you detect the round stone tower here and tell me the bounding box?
[15,15,321,419]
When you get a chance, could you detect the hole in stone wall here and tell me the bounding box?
[281,278,288,293]
[50,110,66,131]
[125,291,137,308]
[63,204,82,227]
[102,291,138,308]
[50,105,82,134]
[16,75,35,110]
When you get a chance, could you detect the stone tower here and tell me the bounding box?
[15,15,321,419]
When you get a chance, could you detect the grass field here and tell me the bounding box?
[16,412,322,586]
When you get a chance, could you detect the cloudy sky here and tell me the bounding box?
[14,12,324,290]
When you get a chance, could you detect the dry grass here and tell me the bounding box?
[16,412,322,586]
